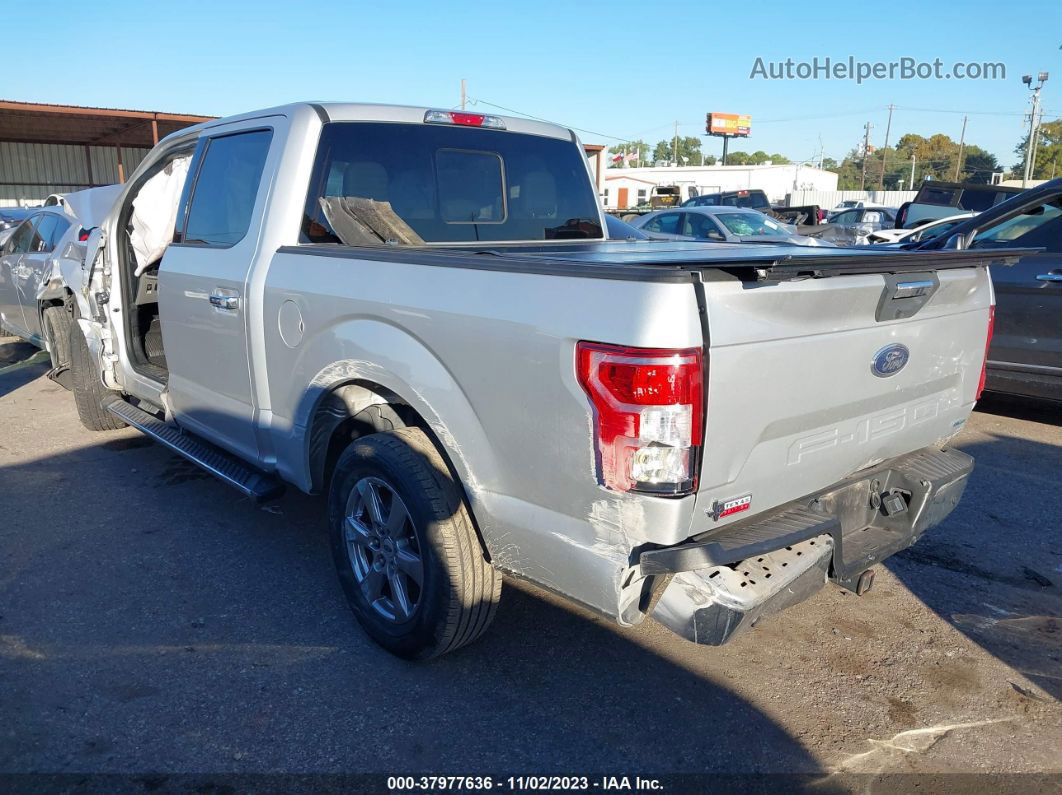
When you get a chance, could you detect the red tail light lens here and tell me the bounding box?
[576,342,704,495]
[975,304,995,401]
[78,228,90,242]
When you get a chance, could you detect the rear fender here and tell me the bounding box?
[281,321,502,514]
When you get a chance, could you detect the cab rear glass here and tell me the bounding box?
[301,122,603,245]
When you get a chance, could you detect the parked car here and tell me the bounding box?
[66,102,997,660]
[826,199,886,221]
[631,206,832,246]
[0,185,120,374]
[898,181,1022,229]
[0,207,35,234]
[805,206,898,245]
[914,178,1062,401]
[604,214,649,240]
[867,213,976,245]
[682,188,773,212]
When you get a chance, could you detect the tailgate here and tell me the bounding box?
[689,262,992,536]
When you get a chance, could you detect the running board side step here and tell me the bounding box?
[106,399,284,502]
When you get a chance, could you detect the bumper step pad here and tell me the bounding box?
[653,535,833,645]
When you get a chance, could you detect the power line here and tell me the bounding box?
[466,97,635,143]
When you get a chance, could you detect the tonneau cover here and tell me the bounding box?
[445,240,1036,280]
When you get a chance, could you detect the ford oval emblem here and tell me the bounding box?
[871,344,910,378]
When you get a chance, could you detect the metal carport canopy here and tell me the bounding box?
[0,100,215,182]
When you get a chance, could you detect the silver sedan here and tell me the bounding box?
[629,205,833,246]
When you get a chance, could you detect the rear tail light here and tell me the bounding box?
[424,110,506,129]
[77,227,90,242]
[975,304,995,400]
[576,342,704,495]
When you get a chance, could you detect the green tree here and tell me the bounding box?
[1013,119,1062,180]
[650,136,704,165]
[829,131,1000,189]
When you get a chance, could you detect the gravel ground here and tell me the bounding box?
[0,336,1059,784]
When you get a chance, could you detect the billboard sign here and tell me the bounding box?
[706,113,751,137]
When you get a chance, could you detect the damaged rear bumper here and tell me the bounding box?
[643,446,973,645]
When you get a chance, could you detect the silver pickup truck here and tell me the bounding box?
[62,102,1008,659]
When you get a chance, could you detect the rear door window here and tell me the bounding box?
[31,214,71,253]
[4,217,39,255]
[642,212,681,234]
[682,212,724,240]
[183,129,273,247]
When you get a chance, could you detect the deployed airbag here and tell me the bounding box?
[130,156,190,275]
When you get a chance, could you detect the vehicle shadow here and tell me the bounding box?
[0,337,49,398]
[886,411,1062,700]
[0,418,829,779]
[976,392,1062,427]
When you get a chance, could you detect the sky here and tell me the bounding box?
[6,0,1060,168]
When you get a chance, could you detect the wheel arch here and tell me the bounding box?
[299,376,497,561]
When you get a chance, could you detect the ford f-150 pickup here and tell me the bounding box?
[61,102,1012,659]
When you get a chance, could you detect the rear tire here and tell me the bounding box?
[43,304,73,375]
[328,427,500,659]
[68,320,125,431]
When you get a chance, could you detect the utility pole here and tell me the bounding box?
[909,154,917,190]
[859,122,874,191]
[1022,72,1049,187]
[953,115,968,181]
[460,79,467,111]
[877,104,894,190]
[672,121,679,167]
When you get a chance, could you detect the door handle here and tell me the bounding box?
[1036,274,1062,282]
[209,291,239,311]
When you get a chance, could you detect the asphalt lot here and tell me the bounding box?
[1,334,1060,781]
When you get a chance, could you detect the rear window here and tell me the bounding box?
[302,122,603,245]
[916,186,959,207]
[720,191,770,210]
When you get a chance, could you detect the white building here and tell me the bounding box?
[600,163,838,210]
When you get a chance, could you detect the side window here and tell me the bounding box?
[31,215,69,253]
[971,202,1062,253]
[48,217,72,250]
[5,217,39,255]
[29,215,52,253]
[182,129,273,247]
[682,212,724,240]
[832,210,859,225]
[644,212,681,234]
